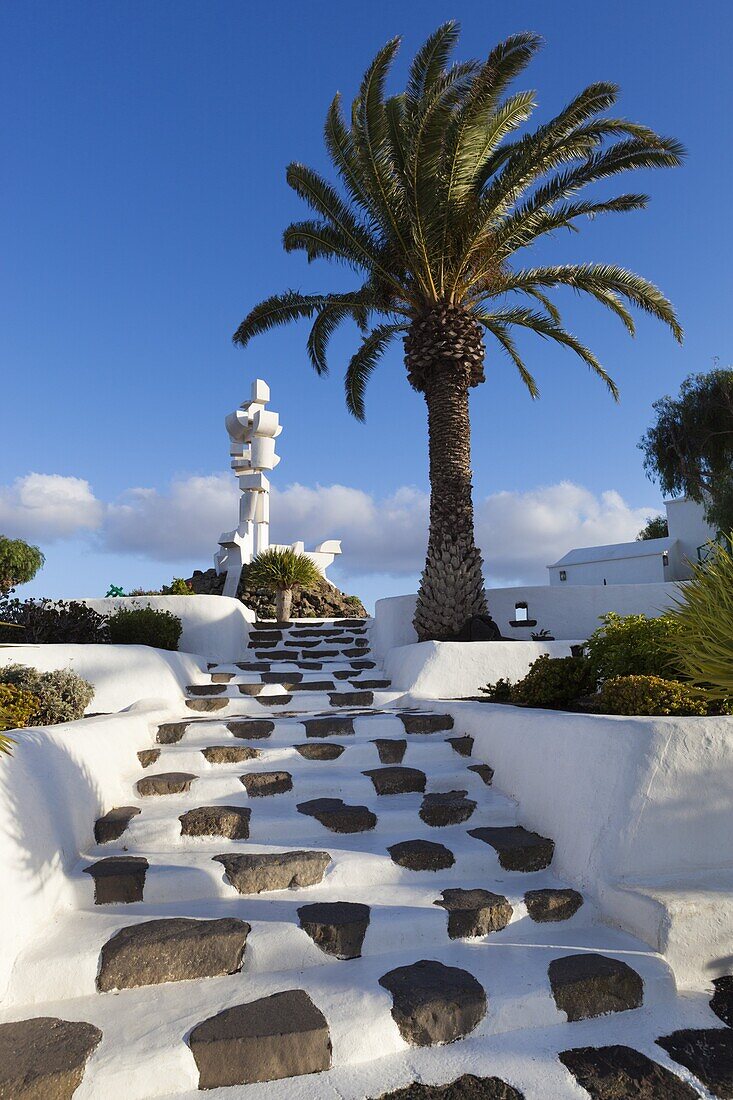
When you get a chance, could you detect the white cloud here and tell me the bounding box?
[0,469,656,584]
[0,473,103,541]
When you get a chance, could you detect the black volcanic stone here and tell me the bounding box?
[378,959,486,1046]
[189,989,331,1087]
[298,901,371,959]
[304,716,355,738]
[201,745,260,764]
[186,698,228,712]
[712,976,733,1028]
[525,888,583,923]
[156,721,189,744]
[435,889,512,939]
[137,748,160,768]
[369,1076,524,1099]
[295,742,345,761]
[420,790,476,827]
[329,690,373,707]
[372,739,407,764]
[548,953,643,1021]
[214,851,331,894]
[188,684,227,696]
[83,856,148,904]
[399,713,454,735]
[136,772,197,797]
[363,766,427,795]
[0,1017,103,1100]
[388,839,455,871]
[94,806,140,844]
[656,1028,733,1097]
[297,797,376,833]
[227,719,275,739]
[468,826,554,871]
[240,771,292,797]
[559,1044,700,1100]
[468,764,494,786]
[180,805,251,839]
[446,735,473,757]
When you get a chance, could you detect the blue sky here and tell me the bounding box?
[1,1,731,609]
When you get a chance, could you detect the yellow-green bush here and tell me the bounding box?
[585,612,682,681]
[667,538,733,701]
[0,682,41,732]
[500,654,595,710]
[593,674,710,716]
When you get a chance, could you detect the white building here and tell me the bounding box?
[547,497,716,587]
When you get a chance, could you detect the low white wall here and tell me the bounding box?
[83,594,253,662]
[0,645,207,713]
[0,702,169,999]
[385,640,581,698]
[373,582,684,653]
[441,699,733,986]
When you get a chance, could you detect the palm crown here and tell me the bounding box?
[234,23,683,417]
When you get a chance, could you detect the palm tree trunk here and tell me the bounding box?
[275,588,293,623]
[412,355,489,641]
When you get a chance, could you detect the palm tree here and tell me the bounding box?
[233,24,683,641]
[247,547,321,623]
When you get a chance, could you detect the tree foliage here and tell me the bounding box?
[234,22,683,418]
[0,537,44,594]
[636,514,668,540]
[639,368,733,534]
[247,548,321,593]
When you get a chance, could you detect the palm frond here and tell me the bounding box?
[233,291,325,347]
[405,22,461,111]
[345,324,404,420]
[477,315,540,397]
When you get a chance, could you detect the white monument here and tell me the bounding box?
[214,379,342,597]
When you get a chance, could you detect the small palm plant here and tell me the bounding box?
[234,23,683,641]
[247,548,321,623]
[667,538,733,701]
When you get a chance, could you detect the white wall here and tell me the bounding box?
[666,496,716,575]
[373,583,684,650]
[83,594,253,663]
[385,640,582,698]
[548,553,667,587]
[0,702,168,999]
[0,645,208,713]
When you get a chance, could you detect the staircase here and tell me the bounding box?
[0,619,728,1099]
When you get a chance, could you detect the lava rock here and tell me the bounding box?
[446,736,473,757]
[83,856,148,904]
[297,798,377,833]
[227,719,275,739]
[548,953,644,1021]
[372,739,407,764]
[656,1028,733,1097]
[468,826,554,871]
[524,888,583,923]
[712,976,733,1028]
[298,901,371,959]
[295,743,345,761]
[399,713,454,735]
[240,771,292,797]
[388,840,455,871]
[369,1076,524,1099]
[94,806,140,844]
[179,805,251,839]
[435,889,512,939]
[261,694,293,706]
[97,917,249,992]
[329,690,373,707]
[211,672,234,683]
[559,1044,700,1099]
[189,989,331,1088]
[156,721,189,744]
[0,1016,102,1100]
[455,615,503,642]
[378,959,486,1046]
[467,764,494,785]
[186,698,228,712]
[420,791,476,827]
[136,772,197,797]
[137,748,160,768]
[363,766,427,795]
[188,684,227,696]
[201,745,260,764]
[304,716,355,738]
[213,851,331,894]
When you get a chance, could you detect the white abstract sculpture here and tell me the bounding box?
[215,379,341,598]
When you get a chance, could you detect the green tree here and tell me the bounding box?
[0,537,44,594]
[247,548,321,622]
[640,368,733,535]
[636,514,668,540]
[234,24,683,640]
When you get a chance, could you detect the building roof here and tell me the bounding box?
[548,537,677,570]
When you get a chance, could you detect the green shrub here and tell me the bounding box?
[0,683,41,732]
[507,654,595,709]
[162,578,193,595]
[5,598,110,644]
[585,612,682,682]
[480,677,513,702]
[107,606,182,650]
[0,665,94,725]
[592,674,710,716]
[666,538,733,701]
